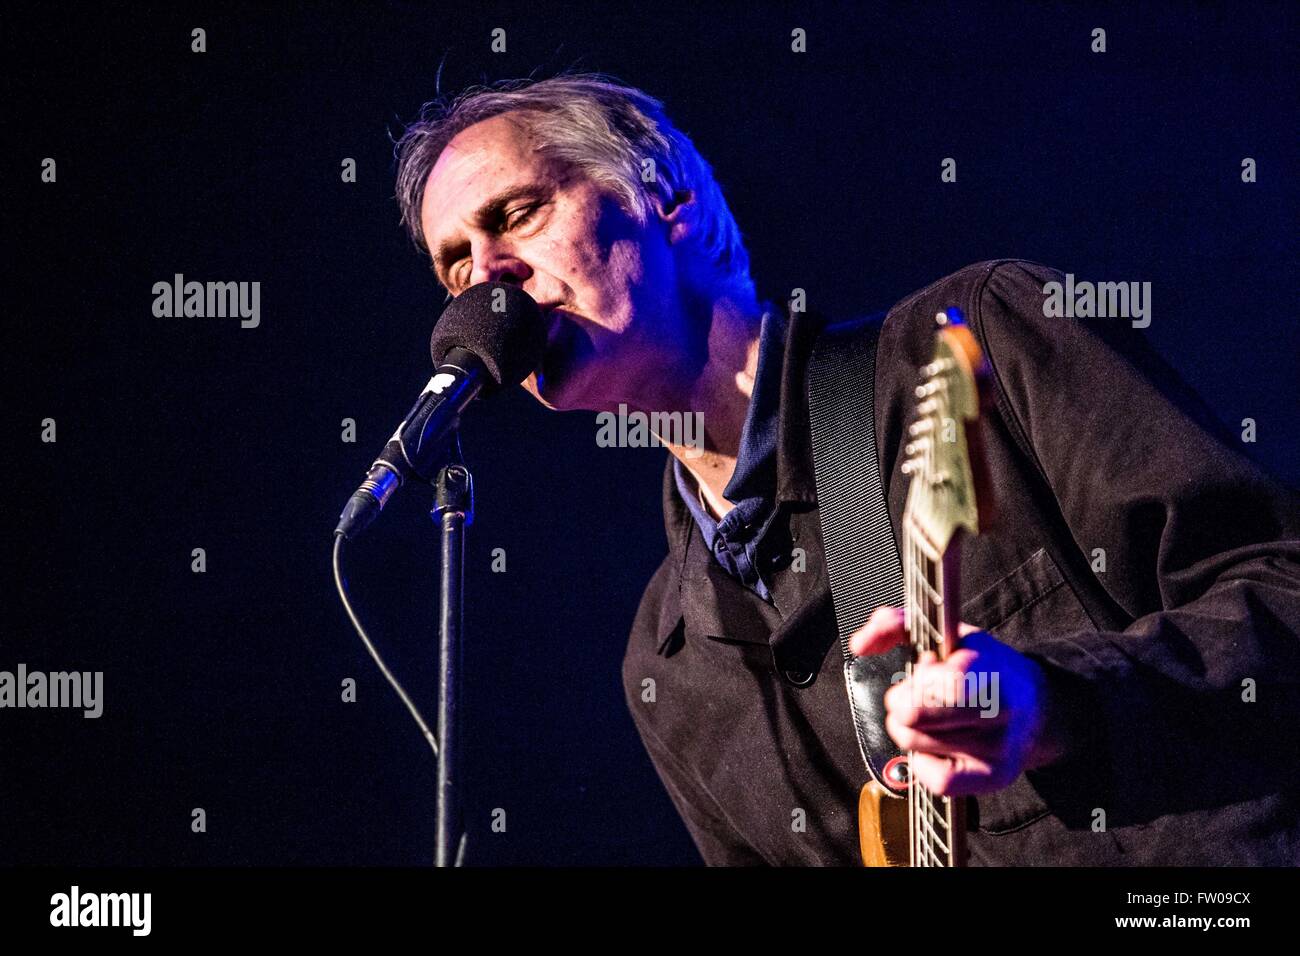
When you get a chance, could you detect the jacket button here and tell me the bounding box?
[784,669,815,687]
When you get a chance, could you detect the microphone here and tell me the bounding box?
[335,282,545,539]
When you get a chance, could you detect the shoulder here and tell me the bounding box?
[881,259,1061,341]
[807,261,1066,375]
[878,260,1239,457]
[868,259,1068,384]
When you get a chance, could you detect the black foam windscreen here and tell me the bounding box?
[428,282,546,393]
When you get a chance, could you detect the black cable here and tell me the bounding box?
[332,533,439,759]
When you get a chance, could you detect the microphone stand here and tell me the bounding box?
[431,449,473,867]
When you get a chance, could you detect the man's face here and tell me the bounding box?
[420,110,695,413]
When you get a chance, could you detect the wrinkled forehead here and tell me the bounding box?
[419,112,547,247]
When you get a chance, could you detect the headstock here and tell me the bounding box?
[900,308,995,555]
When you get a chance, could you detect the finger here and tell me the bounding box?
[887,661,971,713]
[908,751,997,797]
[911,703,1010,731]
[849,605,906,656]
[939,647,978,670]
[887,656,1009,727]
[885,687,1009,733]
[885,714,1004,763]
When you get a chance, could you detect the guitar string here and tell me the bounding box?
[915,513,943,864]
[932,386,953,866]
[922,421,942,866]
[907,520,917,866]
[908,376,957,867]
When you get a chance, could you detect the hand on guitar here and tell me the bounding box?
[851,606,1071,797]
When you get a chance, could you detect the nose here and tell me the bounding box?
[468,240,533,288]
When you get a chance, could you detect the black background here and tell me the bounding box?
[3,1,1295,865]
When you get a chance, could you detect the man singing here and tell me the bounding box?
[394,73,1300,865]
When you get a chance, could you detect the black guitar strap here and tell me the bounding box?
[806,313,910,796]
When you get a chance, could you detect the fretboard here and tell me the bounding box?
[903,503,964,866]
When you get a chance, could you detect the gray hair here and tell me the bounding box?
[394,73,754,298]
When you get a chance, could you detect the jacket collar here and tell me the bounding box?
[653,302,828,650]
[774,303,823,506]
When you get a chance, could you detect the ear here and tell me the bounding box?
[655,188,697,246]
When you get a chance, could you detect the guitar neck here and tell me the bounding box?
[896,307,992,868]
[902,516,967,867]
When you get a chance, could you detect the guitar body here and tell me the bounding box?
[858,781,969,867]
[857,780,910,866]
[856,308,993,868]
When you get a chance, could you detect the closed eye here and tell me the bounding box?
[503,203,541,231]
[450,259,471,292]
[441,200,548,292]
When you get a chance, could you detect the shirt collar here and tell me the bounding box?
[652,299,830,652]
[660,299,824,552]
[719,304,786,504]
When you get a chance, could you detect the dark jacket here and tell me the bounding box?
[621,259,1300,865]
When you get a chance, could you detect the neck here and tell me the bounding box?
[653,291,764,519]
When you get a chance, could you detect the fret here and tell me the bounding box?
[918,790,949,833]
[915,575,943,606]
[914,831,943,867]
[905,517,943,564]
[913,614,943,647]
[915,804,951,854]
